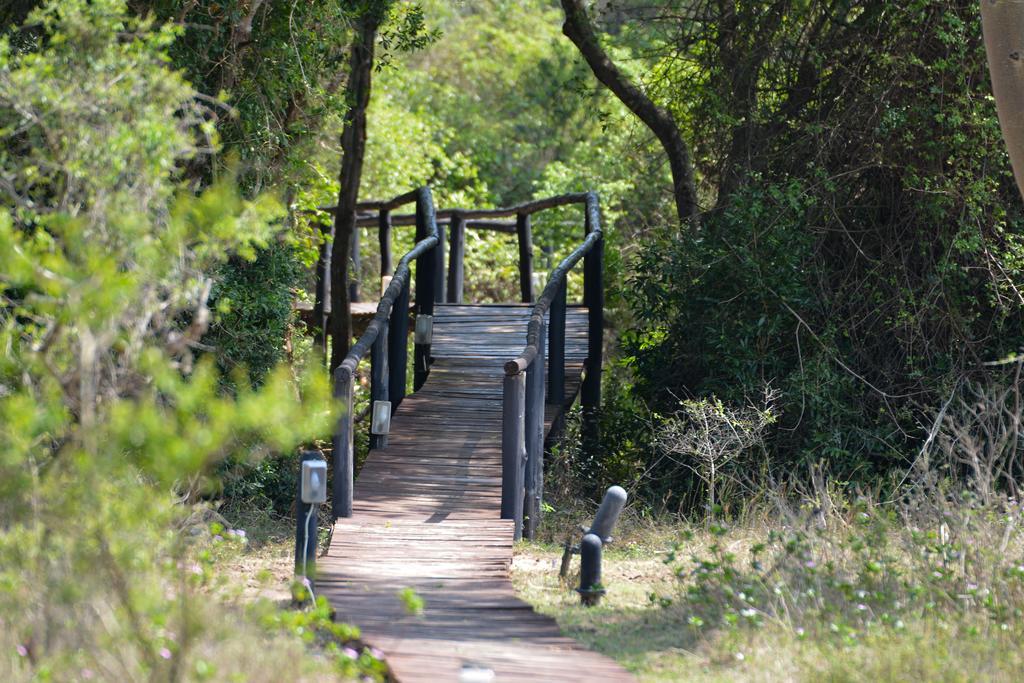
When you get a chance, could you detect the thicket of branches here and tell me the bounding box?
[562,1,1024,508]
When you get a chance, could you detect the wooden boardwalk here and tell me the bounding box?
[318,304,632,682]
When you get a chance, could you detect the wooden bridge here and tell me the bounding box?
[310,189,632,681]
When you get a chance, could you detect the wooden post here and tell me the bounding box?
[582,199,603,458]
[501,372,527,540]
[379,209,392,279]
[331,368,355,519]
[516,213,534,303]
[414,198,436,392]
[435,222,447,304]
[447,212,466,304]
[388,277,410,409]
[312,221,332,357]
[548,278,566,405]
[582,213,603,411]
[370,321,389,450]
[524,320,546,540]
[349,226,361,303]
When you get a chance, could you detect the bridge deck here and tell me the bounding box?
[318,304,632,682]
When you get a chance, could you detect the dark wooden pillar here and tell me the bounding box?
[312,220,333,357]
[548,278,566,405]
[582,203,603,410]
[501,371,527,540]
[332,368,354,519]
[349,226,361,303]
[414,196,436,392]
[447,212,466,304]
[388,277,410,409]
[524,320,546,540]
[434,222,447,303]
[516,213,534,303]
[379,209,392,279]
[370,320,389,450]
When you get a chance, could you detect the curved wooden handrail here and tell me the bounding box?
[333,187,437,383]
[331,186,437,519]
[504,191,601,375]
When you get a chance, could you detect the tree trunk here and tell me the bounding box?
[560,0,699,228]
[982,0,1024,202]
[329,9,383,372]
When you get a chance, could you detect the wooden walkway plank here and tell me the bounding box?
[319,304,632,682]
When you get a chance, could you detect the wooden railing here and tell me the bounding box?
[319,189,603,535]
[498,192,603,539]
[328,187,439,519]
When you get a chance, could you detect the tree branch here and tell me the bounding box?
[560,0,699,228]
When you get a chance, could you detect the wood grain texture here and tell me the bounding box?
[319,304,631,682]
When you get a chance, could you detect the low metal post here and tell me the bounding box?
[331,368,354,519]
[588,485,627,541]
[501,372,527,540]
[578,533,605,606]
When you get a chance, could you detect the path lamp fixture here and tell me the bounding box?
[295,451,327,602]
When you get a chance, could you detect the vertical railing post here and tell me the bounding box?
[414,197,436,392]
[331,368,355,519]
[582,199,603,411]
[370,322,389,450]
[524,320,546,540]
[349,226,361,303]
[435,222,447,304]
[312,220,332,357]
[388,276,410,409]
[447,212,465,304]
[516,212,534,303]
[548,278,566,405]
[378,209,392,283]
[501,371,527,540]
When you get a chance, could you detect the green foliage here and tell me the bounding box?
[614,0,1024,502]
[204,241,303,386]
[259,596,388,680]
[662,495,1024,650]
[0,2,350,678]
[396,587,425,616]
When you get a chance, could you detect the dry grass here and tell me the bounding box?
[513,506,1024,682]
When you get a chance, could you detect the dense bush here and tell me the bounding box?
[0,3,381,679]
[613,1,1024,506]
[204,241,302,386]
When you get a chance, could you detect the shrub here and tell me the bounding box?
[0,2,376,679]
